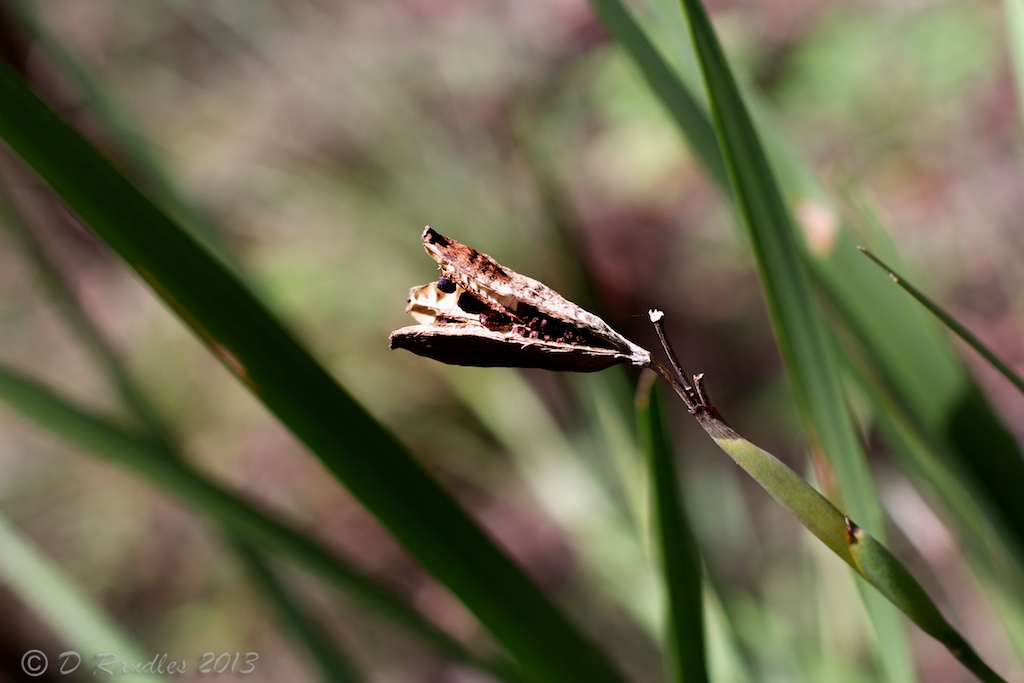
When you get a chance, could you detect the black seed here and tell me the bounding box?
[458,292,489,314]
[437,276,457,293]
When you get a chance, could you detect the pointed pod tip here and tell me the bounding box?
[421,226,450,247]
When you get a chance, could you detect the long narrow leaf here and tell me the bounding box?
[1,182,368,681]
[674,389,1007,683]
[0,364,512,677]
[587,0,728,190]
[595,0,1024,567]
[233,545,366,683]
[859,248,1024,396]
[0,187,171,440]
[0,62,629,683]
[7,0,236,260]
[636,377,707,683]
[0,514,158,683]
[670,2,914,678]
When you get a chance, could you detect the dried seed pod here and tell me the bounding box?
[389,227,651,372]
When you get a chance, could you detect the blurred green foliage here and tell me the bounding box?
[0,0,1022,681]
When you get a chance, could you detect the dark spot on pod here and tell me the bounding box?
[458,292,489,314]
[424,229,450,246]
[437,276,457,293]
[557,331,579,345]
[479,310,511,330]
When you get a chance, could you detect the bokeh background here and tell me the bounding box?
[1,0,1022,681]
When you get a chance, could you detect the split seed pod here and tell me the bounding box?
[389,227,652,372]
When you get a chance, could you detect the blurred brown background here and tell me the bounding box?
[1,1,1022,681]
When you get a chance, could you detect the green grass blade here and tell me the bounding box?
[450,367,659,633]
[0,62,625,683]
[596,0,1024,566]
[673,0,873,524]
[669,3,914,679]
[685,404,1007,683]
[0,364,515,680]
[636,377,708,683]
[0,186,173,440]
[587,0,728,190]
[233,544,366,683]
[2,183,369,683]
[844,527,1006,683]
[0,514,158,683]
[859,248,1024,396]
[838,199,1024,564]
[8,0,235,261]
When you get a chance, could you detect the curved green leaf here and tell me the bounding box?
[0,364,501,676]
[0,63,624,683]
[846,527,1005,683]
[595,0,1024,569]
[2,182,371,683]
[688,403,1006,683]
